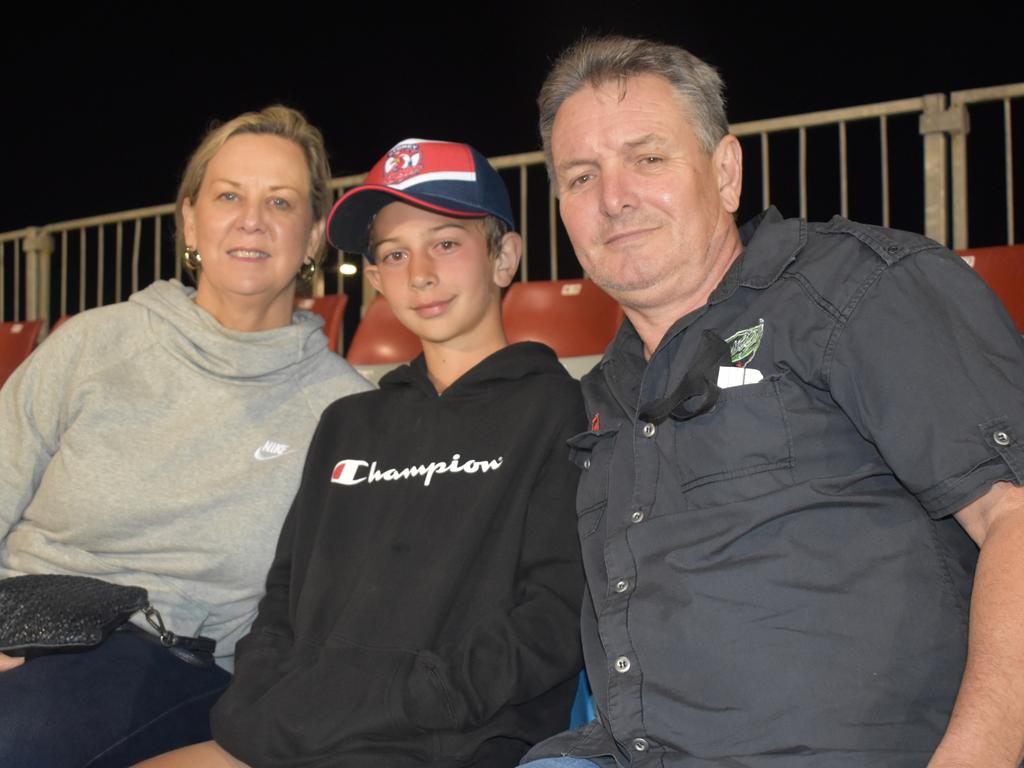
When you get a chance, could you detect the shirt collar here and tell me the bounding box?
[708,206,806,304]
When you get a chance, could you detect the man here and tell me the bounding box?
[523,35,1024,767]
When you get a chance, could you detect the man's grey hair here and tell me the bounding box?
[538,35,729,180]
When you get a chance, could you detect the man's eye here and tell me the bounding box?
[639,155,663,165]
[571,173,594,188]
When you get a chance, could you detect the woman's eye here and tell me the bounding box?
[270,197,291,209]
[218,191,238,201]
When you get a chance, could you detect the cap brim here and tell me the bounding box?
[327,186,490,260]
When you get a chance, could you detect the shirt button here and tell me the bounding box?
[615,655,631,673]
[993,431,1011,446]
[642,422,656,438]
[615,579,630,593]
[583,458,592,469]
[631,510,645,523]
[633,738,649,752]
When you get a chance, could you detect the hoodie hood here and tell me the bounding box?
[129,280,329,382]
[380,342,566,398]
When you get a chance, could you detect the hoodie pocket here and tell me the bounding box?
[231,636,428,762]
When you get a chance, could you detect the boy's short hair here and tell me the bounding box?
[327,139,515,261]
[479,215,510,258]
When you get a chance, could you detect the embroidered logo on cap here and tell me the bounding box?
[382,143,423,185]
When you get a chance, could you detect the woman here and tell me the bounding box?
[0,105,370,767]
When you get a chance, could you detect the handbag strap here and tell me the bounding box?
[143,605,216,660]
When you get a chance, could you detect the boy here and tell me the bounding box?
[147,140,586,767]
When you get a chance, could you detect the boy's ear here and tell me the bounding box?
[492,232,522,289]
[365,262,383,294]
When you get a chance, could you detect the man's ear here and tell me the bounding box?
[713,134,743,214]
[492,232,523,289]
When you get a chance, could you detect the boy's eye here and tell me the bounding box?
[437,239,458,251]
[379,251,407,265]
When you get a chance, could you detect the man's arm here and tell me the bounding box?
[930,481,1024,767]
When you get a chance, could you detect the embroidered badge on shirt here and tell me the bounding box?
[719,318,765,388]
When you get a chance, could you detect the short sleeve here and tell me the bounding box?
[828,246,1024,518]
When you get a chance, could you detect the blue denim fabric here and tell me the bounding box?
[0,627,230,767]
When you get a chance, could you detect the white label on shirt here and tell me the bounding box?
[718,366,763,388]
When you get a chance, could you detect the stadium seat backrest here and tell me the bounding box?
[49,315,74,334]
[346,294,423,365]
[0,320,44,388]
[957,245,1024,333]
[295,294,348,354]
[502,279,623,357]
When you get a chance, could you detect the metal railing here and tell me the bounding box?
[3,83,1021,329]
[950,82,1024,249]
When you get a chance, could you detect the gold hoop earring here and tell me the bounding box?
[299,260,316,282]
[183,246,202,272]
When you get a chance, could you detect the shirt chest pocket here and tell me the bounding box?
[568,428,619,538]
[672,375,794,507]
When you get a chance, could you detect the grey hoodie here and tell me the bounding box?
[0,280,371,669]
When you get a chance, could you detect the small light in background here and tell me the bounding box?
[338,263,358,276]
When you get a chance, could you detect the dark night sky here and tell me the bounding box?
[3,5,1023,235]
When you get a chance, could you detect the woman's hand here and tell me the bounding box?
[0,653,25,671]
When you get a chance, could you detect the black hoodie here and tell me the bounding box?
[212,342,586,767]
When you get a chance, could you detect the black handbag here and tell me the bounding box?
[0,574,215,665]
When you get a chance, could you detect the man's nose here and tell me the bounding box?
[599,166,638,217]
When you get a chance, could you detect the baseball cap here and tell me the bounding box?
[326,139,515,260]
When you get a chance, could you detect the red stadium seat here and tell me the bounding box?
[346,294,422,366]
[502,278,623,357]
[49,314,74,334]
[295,294,348,354]
[957,245,1024,333]
[0,320,44,388]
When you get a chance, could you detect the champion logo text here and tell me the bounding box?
[331,453,503,487]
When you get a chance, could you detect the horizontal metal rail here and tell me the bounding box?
[3,86,1020,330]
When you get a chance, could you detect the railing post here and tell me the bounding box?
[919,94,969,247]
[21,227,54,327]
